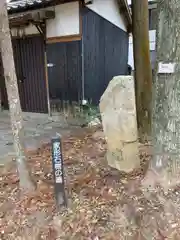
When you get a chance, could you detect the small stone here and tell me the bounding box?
[171,223,178,228]
[92,130,105,139]
[53,216,62,229]
[88,118,101,127]
[93,236,99,240]
[121,179,128,184]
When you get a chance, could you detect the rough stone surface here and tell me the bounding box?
[99,76,139,172]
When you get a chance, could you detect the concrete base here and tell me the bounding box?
[0,111,77,165]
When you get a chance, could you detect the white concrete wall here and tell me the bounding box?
[87,0,127,32]
[127,0,157,69]
[149,30,156,50]
[47,1,79,38]
[128,30,156,69]
[11,1,80,38]
[128,35,134,69]
[127,0,156,4]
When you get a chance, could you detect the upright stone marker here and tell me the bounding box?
[51,136,67,207]
[99,76,140,172]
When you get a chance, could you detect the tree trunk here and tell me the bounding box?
[0,0,35,192]
[132,0,152,141]
[143,0,180,190]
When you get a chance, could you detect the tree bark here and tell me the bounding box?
[143,0,180,190]
[132,0,152,141]
[0,0,35,192]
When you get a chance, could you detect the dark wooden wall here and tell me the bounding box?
[1,36,48,113]
[13,36,48,113]
[47,41,82,105]
[82,7,129,104]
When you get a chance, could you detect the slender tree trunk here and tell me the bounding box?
[132,0,152,141]
[143,0,180,190]
[0,0,35,192]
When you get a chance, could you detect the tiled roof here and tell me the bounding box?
[7,0,53,11]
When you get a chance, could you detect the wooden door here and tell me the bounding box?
[12,36,48,113]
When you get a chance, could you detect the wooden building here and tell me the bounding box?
[1,0,131,113]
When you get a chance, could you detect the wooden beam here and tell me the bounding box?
[9,10,55,28]
[117,0,132,32]
[44,51,51,116]
[79,1,83,36]
[132,0,152,140]
[9,13,32,28]
[47,34,82,44]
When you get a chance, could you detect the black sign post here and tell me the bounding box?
[51,135,67,208]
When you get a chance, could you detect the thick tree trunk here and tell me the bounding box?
[0,0,35,192]
[132,0,152,141]
[143,0,180,189]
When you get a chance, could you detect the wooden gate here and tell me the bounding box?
[1,35,48,113]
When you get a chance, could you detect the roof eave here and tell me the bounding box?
[117,0,132,33]
[8,0,77,15]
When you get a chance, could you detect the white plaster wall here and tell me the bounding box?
[87,0,127,32]
[126,0,157,69]
[128,38,134,69]
[47,1,80,38]
[11,1,80,38]
[127,0,156,4]
[128,30,156,69]
[149,30,156,50]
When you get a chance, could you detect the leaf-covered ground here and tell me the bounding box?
[1,127,180,240]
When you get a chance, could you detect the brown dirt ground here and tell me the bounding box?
[0,127,180,240]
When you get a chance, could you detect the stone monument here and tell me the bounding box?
[99,76,140,172]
